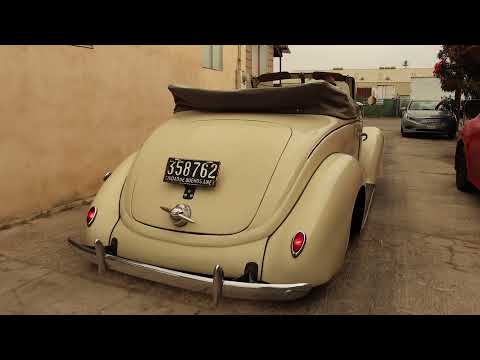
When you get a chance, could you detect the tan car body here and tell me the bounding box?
[81,110,384,291]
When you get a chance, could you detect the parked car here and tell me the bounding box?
[455,99,480,192]
[68,71,384,304]
[401,100,457,139]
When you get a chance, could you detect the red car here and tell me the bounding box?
[455,100,480,192]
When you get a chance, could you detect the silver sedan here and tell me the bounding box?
[401,100,457,139]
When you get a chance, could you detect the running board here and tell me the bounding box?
[362,183,376,229]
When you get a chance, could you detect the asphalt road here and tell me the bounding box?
[1,117,480,314]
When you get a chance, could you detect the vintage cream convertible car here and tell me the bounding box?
[68,71,384,304]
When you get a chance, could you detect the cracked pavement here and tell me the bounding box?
[1,117,480,314]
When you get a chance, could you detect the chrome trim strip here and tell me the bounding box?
[67,239,312,301]
[362,183,376,229]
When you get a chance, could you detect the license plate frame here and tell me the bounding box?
[163,157,221,187]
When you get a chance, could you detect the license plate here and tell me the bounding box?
[163,158,221,187]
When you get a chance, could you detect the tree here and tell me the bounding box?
[433,45,480,118]
[433,45,480,98]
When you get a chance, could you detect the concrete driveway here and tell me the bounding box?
[1,117,480,314]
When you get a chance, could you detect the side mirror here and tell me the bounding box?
[367,96,377,106]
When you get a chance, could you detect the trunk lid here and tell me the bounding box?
[129,118,292,235]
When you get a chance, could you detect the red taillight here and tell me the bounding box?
[291,232,307,257]
[86,206,97,227]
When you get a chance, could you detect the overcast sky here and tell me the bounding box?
[274,45,441,71]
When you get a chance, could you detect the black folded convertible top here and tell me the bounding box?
[168,81,360,120]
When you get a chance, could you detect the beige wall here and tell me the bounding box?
[266,46,274,73]
[0,45,243,224]
[296,67,433,97]
[394,82,411,97]
[331,67,434,83]
[245,45,274,87]
[340,68,433,97]
[357,81,411,96]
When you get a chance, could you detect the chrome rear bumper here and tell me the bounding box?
[67,238,312,304]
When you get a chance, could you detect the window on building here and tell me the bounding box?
[357,87,372,98]
[203,45,223,70]
[251,45,270,76]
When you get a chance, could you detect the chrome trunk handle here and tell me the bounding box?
[160,204,195,226]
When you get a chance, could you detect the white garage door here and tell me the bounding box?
[375,85,396,99]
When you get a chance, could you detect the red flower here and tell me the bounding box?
[434,60,443,75]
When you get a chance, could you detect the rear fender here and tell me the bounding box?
[261,153,364,286]
[359,126,384,183]
[84,153,137,247]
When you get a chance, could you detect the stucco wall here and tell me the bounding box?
[331,68,434,83]
[357,82,411,96]
[245,45,274,87]
[0,45,241,223]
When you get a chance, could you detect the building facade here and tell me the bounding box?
[0,45,284,224]
[295,67,434,99]
[330,67,434,100]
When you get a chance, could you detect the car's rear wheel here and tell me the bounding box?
[455,143,474,192]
